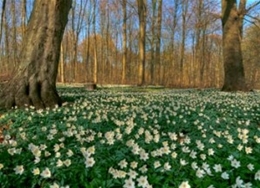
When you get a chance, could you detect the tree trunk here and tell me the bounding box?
[179,0,188,87]
[137,0,147,86]
[59,44,65,83]
[11,0,18,67]
[170,0,179,87]
[0,0,72,109]
[150,0,156,85]
[156,0,162,84]
[121,0,127,84]
[4,7,10,73]
[21,0,27,38]
[92,0,98,84]
[0,0,6,45]
[221,0,248,91]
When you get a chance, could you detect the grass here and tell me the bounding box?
[0,87,260,188]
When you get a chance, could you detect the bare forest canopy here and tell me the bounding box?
[0,0,260,88]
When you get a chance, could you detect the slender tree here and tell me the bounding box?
[155,0,162,84]
[168,0,180,86]
[137,0,147,85]
[11,0,18,67]
[0,0,72,109]
[92,0,98,84]
[121,0,127,84]
[0,0,6,77]
[150,0,157,84]
[3,3,9,74]
[59,43,65,83]
[71,0,88,82]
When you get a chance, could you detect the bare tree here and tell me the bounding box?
[179,0,189,86]
[149,0,157,84]
[70,0,88,82]
[3,3,9,74]
[156,0,163,84]
[0,0,72,109]
[59,43,65,83]
[121,0,127,83]
[137,0,147,85]
[92,0,98,84]
[149,0,162,85]
[11,0,18,67]
[165,0,180,87]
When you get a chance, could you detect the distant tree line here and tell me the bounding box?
[0,0,259,89]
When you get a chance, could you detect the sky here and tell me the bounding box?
[246,0,260,6]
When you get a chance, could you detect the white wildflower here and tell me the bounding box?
[119,159,128,169]
[128,169,138,179]
[180,159,188,166]
[63,159,71,167]
[196,168,206,178]
[247,164,254,171]
[255,170,260,181]
[85,157,95,168]
[0,163,4,170]
[14,165,24,175]
[163,162,171,171]
[231,159,241,168]
[137,176,148,188]
[213,164,222,173]
[179,181,191,188]
[50,182,59,188]
[130,161,138,169]
[221,172,229,180]
[32,168,40,175]
[123,178,135,188]
[154,161,161,169]
[40,167,51,178]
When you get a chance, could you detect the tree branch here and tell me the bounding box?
[244,17,260,30]
[245,14,260,22]
[246,1,260,14]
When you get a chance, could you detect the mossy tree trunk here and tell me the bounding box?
[0,0,72,109]
[221,0,248,91]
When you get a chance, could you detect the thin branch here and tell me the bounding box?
[245,14,260,22]
[244,17,260,30]
[239,0,246,14]
[245,1,260,14]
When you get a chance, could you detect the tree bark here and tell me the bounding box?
[11,0,18,67]
[59,44,65,83]
[92,0,98,84]
[71,0,87,82]
[21,0,27,38]
[0,0,6,45]
[179,0,188,87]
[0,0,72,109]
[221,0,248,91]
[137,0,147,86]
[156,0,163,85]
[150,0,156,85]
[121,0,127,84]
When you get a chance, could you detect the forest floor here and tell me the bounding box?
[0,86,259,187]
